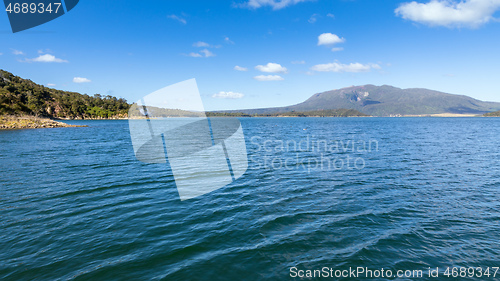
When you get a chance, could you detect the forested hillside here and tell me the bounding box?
[0,70,129,119]
[484,111,500,117]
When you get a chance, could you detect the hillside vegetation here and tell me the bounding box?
[484,111,500,117]
[0,70,129,119]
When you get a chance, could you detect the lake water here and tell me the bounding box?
[1,118,500,280]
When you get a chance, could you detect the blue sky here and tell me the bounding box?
[1,0,500,110]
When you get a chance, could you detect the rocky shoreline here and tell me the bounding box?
[0,116,87,130]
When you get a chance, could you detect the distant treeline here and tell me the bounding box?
[0,70,129,119]
[128,104,204,118]
[207,109,369,117]
[484,111,500,117]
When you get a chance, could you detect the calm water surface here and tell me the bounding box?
[1,118,500,280]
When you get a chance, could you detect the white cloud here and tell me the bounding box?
[212,91,245,99]
[73,77,91,83]
[167,14,187,24]
[308,13,319,23]
[12,49,24,55]
[192,41,221,48]
[200,49,215,57]
[327,13,335,18]
[395,0,500,28]
[193,41,210,47]
[187,52,203,57]
[47,83,56,87]
[185,49,215,58]
[26,54,68,63]
[225,37,235,44]
[0,53,3,56]
[331,47,344,52]
[234,65,248,71]
[239,0,310,10]
[311,62,381,73]
[254,75,285,81]
[255,62,288,73]
[291,60,306,64]
[318,33,345,46]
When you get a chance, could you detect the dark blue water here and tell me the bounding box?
[1,118,500,280]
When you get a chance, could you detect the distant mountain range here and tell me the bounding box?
[223,85,500,117]
[3,69,500,118]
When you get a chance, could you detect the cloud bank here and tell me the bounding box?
[395,0,500,28]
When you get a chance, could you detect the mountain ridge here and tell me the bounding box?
[222,85,500,117]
